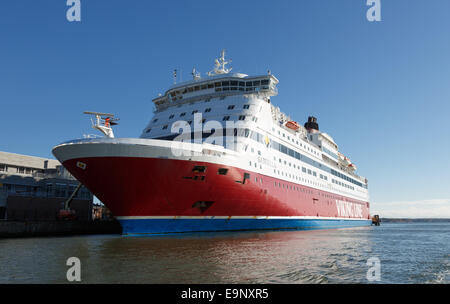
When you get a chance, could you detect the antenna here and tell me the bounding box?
[192,67,201,80]
[83,111,119,138]
[173,69,177,84]
[208,49,232,76]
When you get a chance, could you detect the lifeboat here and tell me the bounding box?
[348,163,357,171]
[285,121,300,131]
[343,157,351,166]
[338,153,352,166]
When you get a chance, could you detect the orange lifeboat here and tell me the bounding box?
[286,121,300,131]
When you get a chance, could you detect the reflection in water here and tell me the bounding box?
[1,223,449,284]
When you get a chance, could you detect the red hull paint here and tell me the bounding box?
[63,157,370,219]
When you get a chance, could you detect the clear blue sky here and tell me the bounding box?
[1,1,449,216]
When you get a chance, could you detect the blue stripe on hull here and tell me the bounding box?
[119,218,372,235]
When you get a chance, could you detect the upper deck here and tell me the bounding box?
[152,73,279,112]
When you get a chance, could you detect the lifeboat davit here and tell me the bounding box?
[286,121,300,131]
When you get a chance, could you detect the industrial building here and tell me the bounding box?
[0,151,93,221]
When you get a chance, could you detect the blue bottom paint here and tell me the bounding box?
[119,218,372,235]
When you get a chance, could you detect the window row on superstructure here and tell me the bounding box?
[167,78,274,103]
[144,99,257,135]
[149,126,367,189]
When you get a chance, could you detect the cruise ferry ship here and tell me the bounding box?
[52,51,371,235]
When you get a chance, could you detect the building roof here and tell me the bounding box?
[0,151,60,169]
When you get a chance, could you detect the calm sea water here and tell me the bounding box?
[0,222,449,284]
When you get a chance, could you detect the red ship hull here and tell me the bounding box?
[62,156,371,234]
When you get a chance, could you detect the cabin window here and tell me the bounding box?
[238,115,245,120]
[192,166,207,173]
[215,82,221,87]
[243,104,250,109]
[246,81,252,87]
[201,85,207,90]
[227,105,235,110]
[192,110,198,114]
[162,125,168,130]
[145,128,151,133]
[188,87,194,92]
[253,80,260,86]
[180,112,186,117]
[194,86,200,91]
[230,80,238,86]
[218,168,228,175]
[223,116,230,121]
[153,118,158,123]
[261,79,269,85]
[222,81,230,86]
[208,84,214,89]
[169,114,174,119]
[205,108,211,112]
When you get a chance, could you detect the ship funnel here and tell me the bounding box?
[304,116,319,132]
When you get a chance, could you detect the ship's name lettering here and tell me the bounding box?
[336,200,363,218]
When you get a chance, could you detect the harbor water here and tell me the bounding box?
[0,222,448,284]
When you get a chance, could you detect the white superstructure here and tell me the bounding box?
[140,51,369,203]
